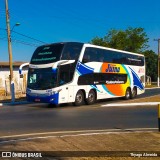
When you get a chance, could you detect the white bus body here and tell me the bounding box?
[25,42,145,105]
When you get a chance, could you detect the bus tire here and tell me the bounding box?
[74,90,85,106]
[131,87,137,99]
[86,90,96,105]
[124,88,131,100]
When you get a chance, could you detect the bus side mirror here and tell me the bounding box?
[19,63,29,79]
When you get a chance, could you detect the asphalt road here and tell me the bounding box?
[0,88,159,139]
[139,87,160,98]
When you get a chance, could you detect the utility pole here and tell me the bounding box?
[156,39,160,87]
[5,0,15,102]
[158,39,160,87]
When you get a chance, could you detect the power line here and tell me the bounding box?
[12,30,46,44]
[0,27,46,44]
[0,37,38,47]
[12,39,39,47]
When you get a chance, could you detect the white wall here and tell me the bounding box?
[0,67,28,94]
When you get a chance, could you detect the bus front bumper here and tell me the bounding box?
[26,93,59,105]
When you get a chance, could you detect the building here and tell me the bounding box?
[0,61,28,95]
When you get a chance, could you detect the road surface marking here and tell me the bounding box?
[102,102,160,107]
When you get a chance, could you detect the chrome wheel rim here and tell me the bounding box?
[88,93,94,102]
[132,89,136,97]
[126,90,130,98]
[76,94,82,103]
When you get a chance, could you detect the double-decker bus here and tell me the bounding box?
[23,42,145,106]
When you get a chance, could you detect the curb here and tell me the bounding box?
[102,102,160,107]
[145,87,160,89]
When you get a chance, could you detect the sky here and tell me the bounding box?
[0,0,160,62]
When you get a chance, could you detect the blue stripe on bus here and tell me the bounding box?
[26,93,59,105]
[76,61,94,75]
[129,67,144,90]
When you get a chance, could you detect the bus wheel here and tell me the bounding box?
[86,90,96,105]
[74,90,85,106]
[124,88,131,100]
[131,87,137,99]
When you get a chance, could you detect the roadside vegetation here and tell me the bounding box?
[90,27,158,82]
[122,94,160,103]
[145,84,158,88]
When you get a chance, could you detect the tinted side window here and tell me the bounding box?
[82,47,144,66]
[58,62,76,86]
[78,73,127,85]
[61,43,83,60]
[103,50,144,66]
[126,54,144,66]
[82,48,99,63]
[103,50,115,63]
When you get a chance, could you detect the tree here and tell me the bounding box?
[90,27,158,82]
[143,50,158,81]
[91,27,149,53]
[90,37,108,47]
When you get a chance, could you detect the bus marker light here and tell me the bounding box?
[50,98,55,101]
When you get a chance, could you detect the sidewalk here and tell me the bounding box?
[0,96,31,106]
[0,94,27,106]
[0,131,159,159]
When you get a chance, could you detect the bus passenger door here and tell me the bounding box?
[58,63,76,103]
[59,85,74,103]
[60,85,69,103]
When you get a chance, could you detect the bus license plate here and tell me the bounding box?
[35,98,40,102]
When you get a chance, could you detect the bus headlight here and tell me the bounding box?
[48,89,62,96]
[26,88,31,94]
[54,89,62,94]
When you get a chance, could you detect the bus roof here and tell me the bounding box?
[40,42,84,47]
[38,42,144,57]
[83,43,144,57]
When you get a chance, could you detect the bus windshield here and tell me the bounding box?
[30,44,64,64]
[27,67,57,90]
[30,42,83,65]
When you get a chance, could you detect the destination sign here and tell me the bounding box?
[30,44,64,64]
